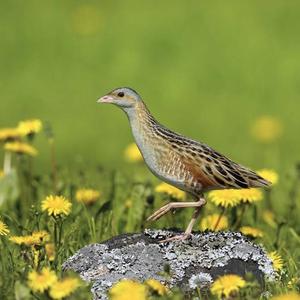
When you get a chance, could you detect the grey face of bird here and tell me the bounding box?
[97,87,141,109]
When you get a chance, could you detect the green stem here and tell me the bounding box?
[58,219,63,248]
[50,140,57,193]
[265,189,272,210]
[287,165,300,221]
[234,204,246,230]
[83,203,96,242]
[53,217,58,249]
[16,156,28,221]
[213,207,226,231]
[274,222,286,249]
[3,151,12,174]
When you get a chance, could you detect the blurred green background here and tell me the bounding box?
[0,0,299,173]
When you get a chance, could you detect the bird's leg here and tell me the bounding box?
[159,197,206,243]
[147,200,204,222]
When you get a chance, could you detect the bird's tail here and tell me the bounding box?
[249,175,271,188]
[236,164,272,188]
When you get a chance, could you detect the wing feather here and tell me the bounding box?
[154,125,271,190]
[182,143,270,190]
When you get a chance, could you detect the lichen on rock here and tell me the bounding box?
[63,230,276,299]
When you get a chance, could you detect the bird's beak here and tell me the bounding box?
[97,95,114,104]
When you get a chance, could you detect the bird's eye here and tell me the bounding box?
[118,92,124,97]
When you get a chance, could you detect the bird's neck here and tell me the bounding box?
[123,101,158,146]
[124,101,156,129]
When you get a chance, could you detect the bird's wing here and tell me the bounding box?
[154,125,270,190]
[181,143,270,190]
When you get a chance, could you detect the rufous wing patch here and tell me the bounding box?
[182,159,217,189]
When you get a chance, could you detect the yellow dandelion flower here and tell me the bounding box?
[4,141,38,156]
[0,219,10,236]
[9,231,50,246]
[145,279,168,296]
[17,119,42,136]
[236,188,263,204]
[10,236,24,245]
[49,277,81,299]
[257,169,279,186]
[268,251,284,272]
[271,292,300,300]
[251,115,283,143]
[0,127,21,142]
[42,195,72,217]
[210,274,246,299]
[124,143,143,162]
[9,236,24,244]
[109,279,147,300]
[28,267,57,293]
[76,188,101,205]
[200,214,228,231]
[0,170,4,178]
[45,243,55,261]
[155,182,186,200]
[30,231,50,244]
[71,4,102,36]
[208,189,241,208]
[239,226,264,238]
[263,210,277,228]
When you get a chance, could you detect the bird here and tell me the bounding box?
[97,87,270,242]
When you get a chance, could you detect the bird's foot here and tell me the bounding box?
[159,233,191,243]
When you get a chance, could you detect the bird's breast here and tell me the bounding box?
[132,130,198,191]
[128,116,205,195]
[133,130,164,173]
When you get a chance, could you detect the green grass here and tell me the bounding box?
[0,1,300,299]
[0,139,299,299]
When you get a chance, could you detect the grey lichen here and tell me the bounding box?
[63,230,276,299]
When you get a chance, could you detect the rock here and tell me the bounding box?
[63,229,276,299]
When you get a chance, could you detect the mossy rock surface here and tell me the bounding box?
[63,230,276,299]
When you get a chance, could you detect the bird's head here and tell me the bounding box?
[97,87,141,109]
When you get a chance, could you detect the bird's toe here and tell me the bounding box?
[159,233,191,243]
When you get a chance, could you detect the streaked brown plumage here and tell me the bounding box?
[98,87,270,242]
